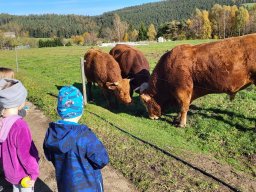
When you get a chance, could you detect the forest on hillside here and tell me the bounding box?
[1,0,253,38]
[1,0,256,48]
[97,0,242,29]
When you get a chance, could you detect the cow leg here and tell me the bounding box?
[102,89,118,109]
[229,93,236,101]
[102,89,111,107]
[87,82,94,102]
[173,113,181,124]
[176,89,192,127]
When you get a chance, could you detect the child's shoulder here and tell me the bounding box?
[9,118,31,136]
[15,117,27,123]
[76,124,98,139]
[13,118,29,129]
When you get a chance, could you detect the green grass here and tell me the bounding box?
[1,40,255,191]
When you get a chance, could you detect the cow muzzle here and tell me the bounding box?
[149,115,159,120]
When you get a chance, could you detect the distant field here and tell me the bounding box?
[1,39,255,191]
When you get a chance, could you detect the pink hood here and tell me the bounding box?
[0,115,21,142]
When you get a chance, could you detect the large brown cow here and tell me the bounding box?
[109,44,150,96]
[140,34,256,127]
[84,48,132,105]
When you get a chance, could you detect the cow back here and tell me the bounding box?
[109,44,150,77]
[148,34,256,101]
[84,48,122,87]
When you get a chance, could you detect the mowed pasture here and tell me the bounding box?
[1,40,255,191]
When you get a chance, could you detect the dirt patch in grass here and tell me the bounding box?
[84,110,256,192]
[181,151,256,192]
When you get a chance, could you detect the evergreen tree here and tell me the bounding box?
[138,23,147,41]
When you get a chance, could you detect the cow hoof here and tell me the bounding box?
[89,99,95,103]
[149,115,159,120]
[178,123,186,128]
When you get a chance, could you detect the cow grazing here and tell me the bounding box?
[109,44,150,96]
[84,48,132,106]
[0,67,14,79]
[140,34,256,127]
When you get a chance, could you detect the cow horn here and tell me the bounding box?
[139,82,149,93]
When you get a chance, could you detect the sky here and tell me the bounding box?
[0,0,161,16]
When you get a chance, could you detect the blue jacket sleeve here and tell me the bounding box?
[43,130,53,162]
[85,130,109,169]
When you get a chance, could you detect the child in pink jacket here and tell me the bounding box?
[0,79,39,192]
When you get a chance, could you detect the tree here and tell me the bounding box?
[158,20,185,40]
[123,33,129,41]
[98,27,113,42]
[138,23,147,41]
[201,10,212,39]
[147,23,157,41]
[235,6,249,35]
[71,35,84,45]
[230,5,239,36]
[83,32,98,45]
[129,29,139,41]
[189,9,212,39]
[248,4,256,33]
[210,4,223,38]
[113,14,128,42]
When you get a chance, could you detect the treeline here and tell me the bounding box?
[0,0,251,38]
[97,0,243,29]
[158,3,256,40]
[0,0,256,47]
[72,3,256,44]
[0,14,98,38]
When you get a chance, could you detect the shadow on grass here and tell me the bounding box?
[188,105,255,132]
[0,172,53,192]
[52,83,255,132]
[156,104,255,131]
[71,82,149,117]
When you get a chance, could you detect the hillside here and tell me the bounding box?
[0,0,253,38]
[96,0,243,28]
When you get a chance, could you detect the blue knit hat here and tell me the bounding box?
[57,86,83,119]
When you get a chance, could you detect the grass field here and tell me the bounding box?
[1,39,255,191]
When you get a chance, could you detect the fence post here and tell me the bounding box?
[80,57,87,105]
[15,47,18,72]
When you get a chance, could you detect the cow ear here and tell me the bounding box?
[106,82,118,90]
[140,93,151,102]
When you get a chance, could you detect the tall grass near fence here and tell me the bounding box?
[0,40,255,191]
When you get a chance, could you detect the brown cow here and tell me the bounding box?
[84,48,132,106]
[109,44,150,96]
[140,34,256,127]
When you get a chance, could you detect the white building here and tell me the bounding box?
[158,37,165,43]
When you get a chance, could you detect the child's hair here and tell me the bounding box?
[0,67,15,79]
[0,79,27,117]
[0,68,16,116]
[0,81,16,116]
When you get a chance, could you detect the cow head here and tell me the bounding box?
[106,79,132,104]
[140,93,161,119]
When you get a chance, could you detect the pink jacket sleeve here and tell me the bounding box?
[16,120,39,180]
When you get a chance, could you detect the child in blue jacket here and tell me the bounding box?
[43,86,109,192]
